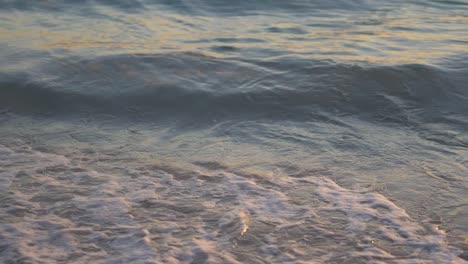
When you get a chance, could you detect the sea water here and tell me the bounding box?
[0,1,467,263]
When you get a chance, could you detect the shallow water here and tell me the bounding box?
[1,1,467,263]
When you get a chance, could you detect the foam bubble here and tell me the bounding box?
[316,178,465,263]
[0,144,465,263]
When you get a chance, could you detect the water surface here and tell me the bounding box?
[1,1,467,263]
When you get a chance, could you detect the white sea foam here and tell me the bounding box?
[0,144,465,263]
[316,178,464,263]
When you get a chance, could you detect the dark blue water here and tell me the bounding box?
[1,1,467,263]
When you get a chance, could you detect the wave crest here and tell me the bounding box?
[1,53,466,126]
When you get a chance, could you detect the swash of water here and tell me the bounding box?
[1,1,468,263]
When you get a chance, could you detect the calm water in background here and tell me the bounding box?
[1,1,468,263]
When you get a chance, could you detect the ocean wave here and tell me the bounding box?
[1,53,466,126]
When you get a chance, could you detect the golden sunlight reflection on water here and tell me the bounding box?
[1,9,467,64]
